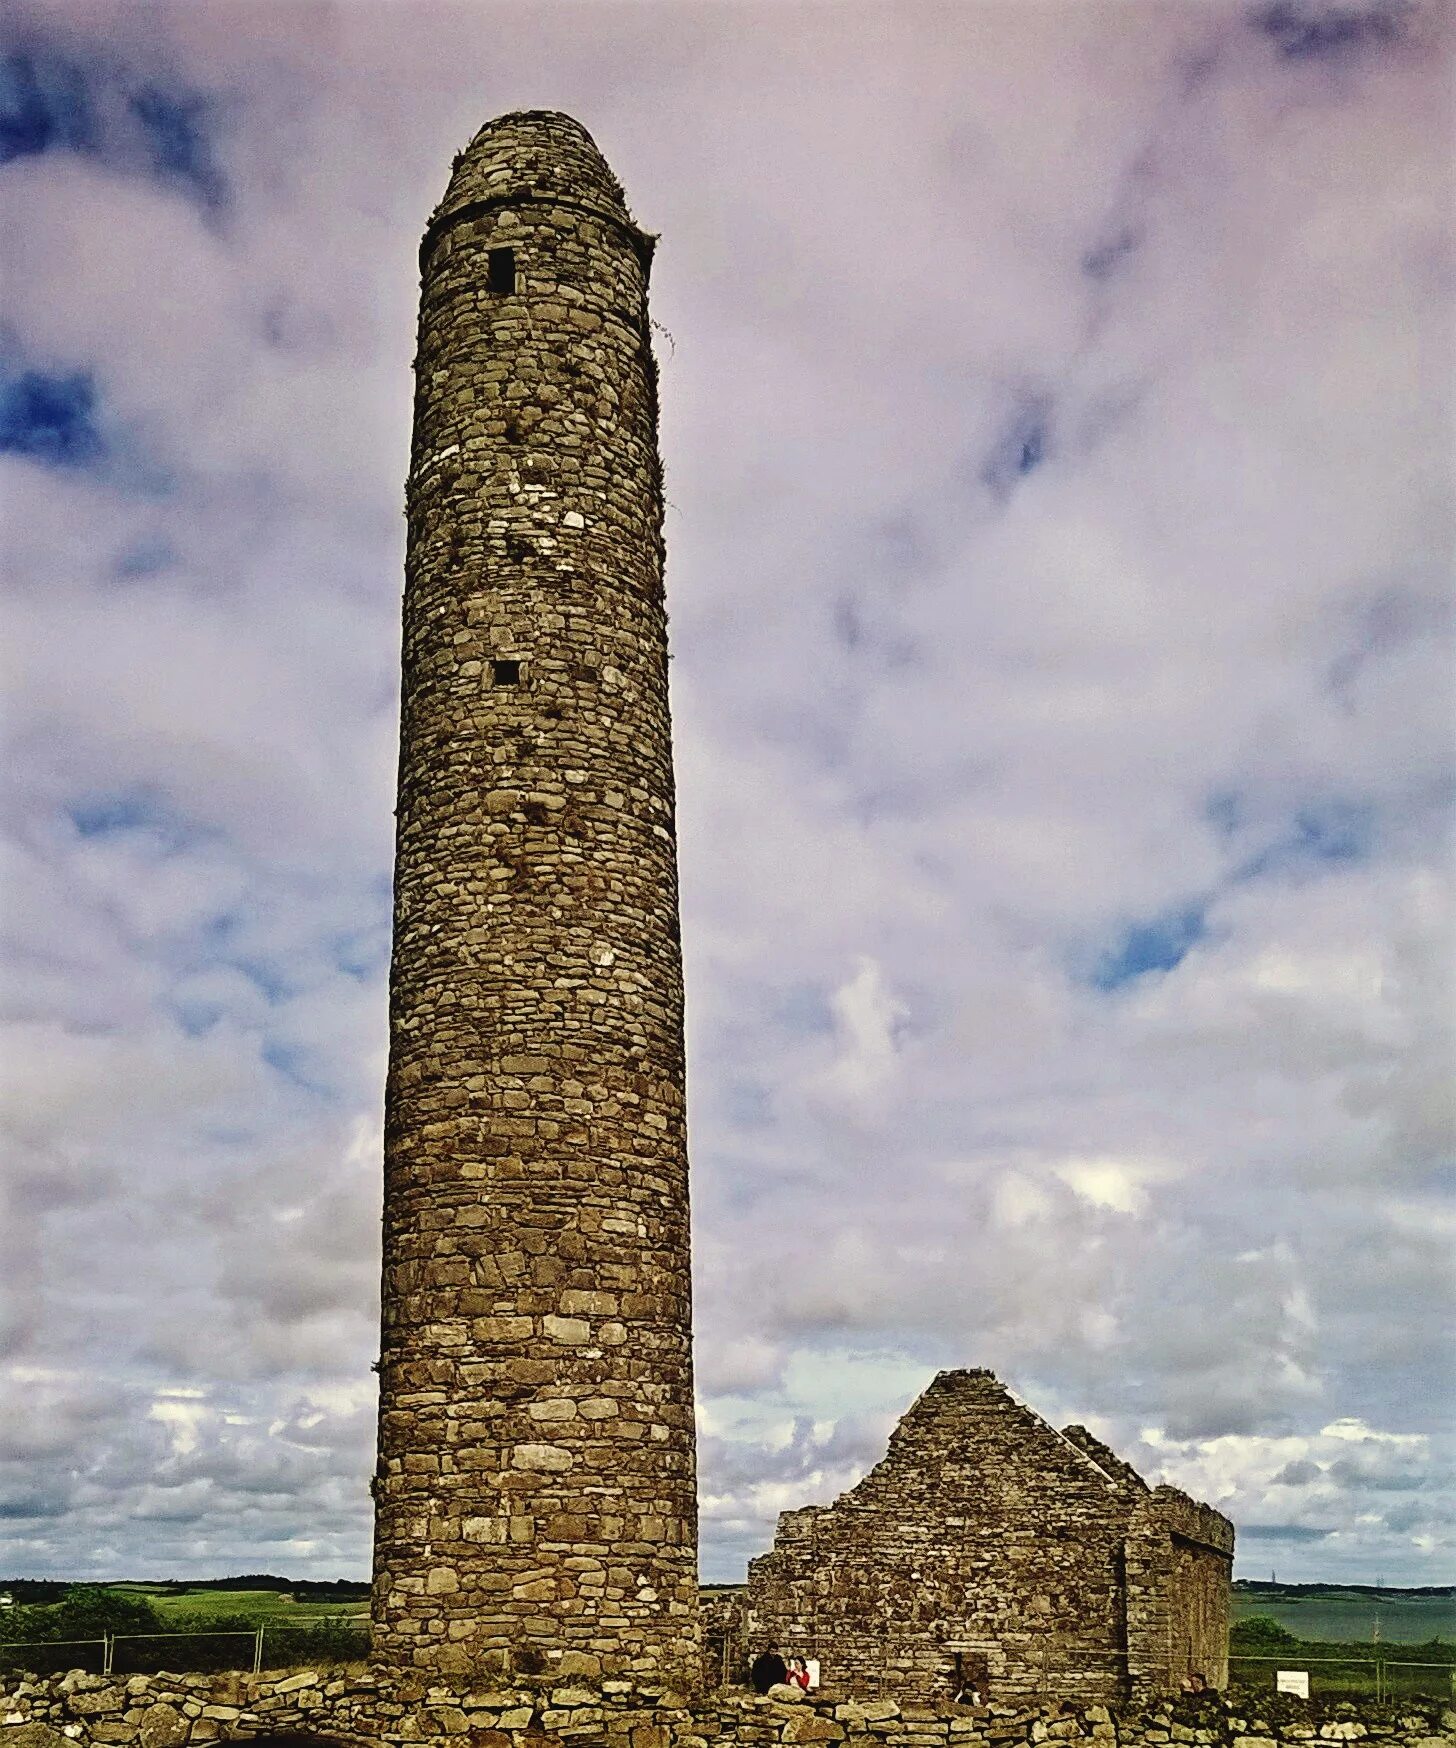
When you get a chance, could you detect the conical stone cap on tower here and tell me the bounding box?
[423,111,654,269]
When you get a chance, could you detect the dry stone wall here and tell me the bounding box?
[371,110,697,1685]
[3,1670,1451,1748]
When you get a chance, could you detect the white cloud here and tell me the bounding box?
[821,956,908,1107]
[1053,1156,1172,1216]
[1321,1419,1426,1447]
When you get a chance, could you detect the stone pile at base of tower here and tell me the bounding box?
[3,1670,1453,1748]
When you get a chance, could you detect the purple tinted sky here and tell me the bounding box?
[0,0,1451,1586]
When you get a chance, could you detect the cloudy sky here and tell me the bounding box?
[1,0,1451,1590]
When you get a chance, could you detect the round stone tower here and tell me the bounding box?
[371,112,699,1686]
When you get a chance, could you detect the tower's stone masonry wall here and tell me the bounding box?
[371,111,697,1685]
[4,1670,1450,1748]
[741,1372,1233,1705]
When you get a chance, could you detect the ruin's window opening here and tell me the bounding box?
[488,247,516,293]
[492,658,522,687]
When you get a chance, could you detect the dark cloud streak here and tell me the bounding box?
[0,32,228,212]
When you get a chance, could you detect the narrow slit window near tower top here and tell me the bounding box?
[491,658,521,687]
[487,247,516,294]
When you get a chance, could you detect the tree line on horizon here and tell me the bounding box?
[2,1575,369,1603]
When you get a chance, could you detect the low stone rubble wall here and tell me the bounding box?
[2,1670,1452,1748]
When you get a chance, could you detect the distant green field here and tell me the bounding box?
[0,1584,370,1677]
[1232,1589,1454,1645]
[105,1585,366,1625]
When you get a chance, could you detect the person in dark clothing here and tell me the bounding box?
[750,1648,789,1693]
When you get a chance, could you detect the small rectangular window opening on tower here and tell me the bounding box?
[487,247,516,294]
[491,658,522,687]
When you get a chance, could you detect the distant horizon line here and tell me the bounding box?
[2,1574,1452,1599]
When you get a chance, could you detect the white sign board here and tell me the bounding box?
[1276,1671,1310,1698]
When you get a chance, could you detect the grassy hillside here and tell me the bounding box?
[105,1584,367,1624]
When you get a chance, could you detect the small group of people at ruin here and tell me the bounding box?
[748,1646,998,1704]
[748,1649,819,1693]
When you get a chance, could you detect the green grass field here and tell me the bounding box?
[0,1583,370,1678]
[105,1585,367,1625]
[1231,1587,1454,1646]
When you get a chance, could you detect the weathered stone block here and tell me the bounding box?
[782,1715,846,1743]
[136,1704,188,1748]
[1,1727,75,1748]
[513,1443,574,1472]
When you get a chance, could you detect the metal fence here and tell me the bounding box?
[4,1628,1452,1701]
[0,1618,370,1678]
[1228,1653,1456,1702]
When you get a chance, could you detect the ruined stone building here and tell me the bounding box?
[724,1370,1232,1704]
[370,111,699,1687]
